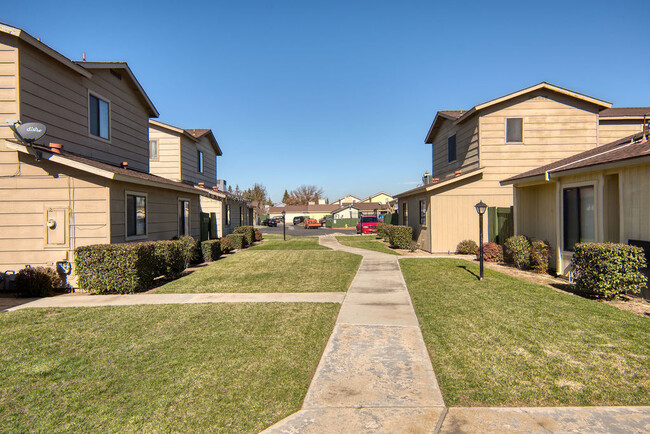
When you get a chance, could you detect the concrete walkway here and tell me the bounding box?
[4,292,345,312]
[264,235,446,432]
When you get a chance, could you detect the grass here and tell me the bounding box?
[155,250,362,293]
[336,235,401,255]
[250,236,328,250]
[401,258,650,407]
[0,303,339,432]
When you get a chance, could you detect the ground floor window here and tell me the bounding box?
[563,185,595,251]
[402,202,408,226]
[226,204,231,225]
[240,206,243,225]
[126,193,147,238]
[419,199,427,225]
[178,199,190,236]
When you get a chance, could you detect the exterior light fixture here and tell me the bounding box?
[474,200,487,281]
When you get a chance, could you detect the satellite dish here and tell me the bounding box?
[13,122,47,144]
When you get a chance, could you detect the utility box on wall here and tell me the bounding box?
[45,208,68,247]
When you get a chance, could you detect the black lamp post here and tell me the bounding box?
[282,210,286,241]
[474,200,488,281]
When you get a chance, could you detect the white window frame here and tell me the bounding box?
[178,197,191,237]
[419,199,427,226]
[505,117,524,144]
[88,89,111,142]
[560,180,598,254]
[150,139,159,161]
[125,190,148,241]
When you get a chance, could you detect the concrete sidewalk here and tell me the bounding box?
[4,292,345,311]
[264,236,650,433]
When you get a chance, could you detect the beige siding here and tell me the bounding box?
[148,125,181,180]
[18,41,151,172]
[515,183,556,244]
[598,119,645,146]
[0,154,109,270]
[399,194,431,251]
[621,164,650,243]
[199,195,224,237]
[109,182,201,243]
[0,34,20,177]
[431,117,479,178]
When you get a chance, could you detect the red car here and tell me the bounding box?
[356,216,379,234]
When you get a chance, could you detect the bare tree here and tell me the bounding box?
[242,183,272,216]
[285,185,324,205]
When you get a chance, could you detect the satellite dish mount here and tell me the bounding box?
[7,120,47,161]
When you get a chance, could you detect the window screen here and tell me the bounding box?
[89,94,110,140]
[448,134,457,162]
[506,118,523,142]
[563,186,595,251]
[127,194,146,237]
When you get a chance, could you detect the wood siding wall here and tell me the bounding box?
[109,182,200,243]
[431,117,479,178]
[0,34,20,176]
[199,195,223,237]
[514,183,557,259]
[148,125,181,180]
[16,41,151,172]
[180,136,218,187]
[0,154,109,270]
[598,119,645,146]
[621,164,650,242]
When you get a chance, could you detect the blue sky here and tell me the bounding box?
[4,0,650,202]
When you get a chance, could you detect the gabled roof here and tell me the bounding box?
[332,202,390,213]
[501,131,650,185]
[149,120,222,155]
[332,194,361,203]
[599,107,650,119]
[395,168,485,198]
[74,62,159,117]
[425,82,612,143]
[360,191,393,202]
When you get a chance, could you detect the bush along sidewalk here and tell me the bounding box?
[234,226,255,246]
[571,243,647,300]
[226,233,247,250]
[201,240,223,262]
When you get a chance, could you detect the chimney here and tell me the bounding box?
[82,52,86,62]
[212,186,219,191]
[121,161,128,169]
[49,143,63,154]
[454,170,462,177]
[198,182,205,188]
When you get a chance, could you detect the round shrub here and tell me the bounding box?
[530,240,550,274]
[388,225,413,249]
[456,239,478,255]
[504,235,531,269]
[14,266,65,297]
[254,230,263,242]
[478,242,503,262]
[219,237,233,253]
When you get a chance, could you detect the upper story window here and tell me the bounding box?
[150,140,159,160]
[447,134,457,162]
[198,150,204,173]
[506,118,523,143]
[88,92,110,140]
[563,185,595,251]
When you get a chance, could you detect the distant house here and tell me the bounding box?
[268,204,338,222]
[0,23,204,274]
[332,203,391,220]
[360,192,393,205]
[148,120,252,237]
[331,195,360,206]
[501,130,650,275]
[394,82,648,253]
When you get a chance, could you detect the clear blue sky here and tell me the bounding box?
[5,0,650,202]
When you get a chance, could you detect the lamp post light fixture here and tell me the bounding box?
[282,210,286,241]
[474,200,488,281]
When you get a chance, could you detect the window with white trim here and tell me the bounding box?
[150,140,159,160]
[178,200,190,236]
[126,193,146,238]
[563,186,595,251]
[89,92,110,140]
[419,199,427,225]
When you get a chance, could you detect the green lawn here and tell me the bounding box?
[401,258,650,407]
[0,303,339,432]
[250,236,328,250]
[335,235,400,255]
[155,250,362,293]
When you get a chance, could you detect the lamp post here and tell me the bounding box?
[282,210,286,241]
[474,200,488,281]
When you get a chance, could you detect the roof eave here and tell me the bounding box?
[500,174,547,186]
[396,168,485,198]
[548,154,650,179]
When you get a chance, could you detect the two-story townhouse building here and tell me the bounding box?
[395,82,648,253]
[148,120,253,237]
[359,192,393,205]
[0,23,203,275]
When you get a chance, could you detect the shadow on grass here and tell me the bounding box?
[457,265,480,281]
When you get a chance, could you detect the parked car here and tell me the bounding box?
[267,218,278,227]
[293,216,305,225]
[261,218,270,226]
[304,218,320,229]
[356,216,379,234]
[319,218,327,227]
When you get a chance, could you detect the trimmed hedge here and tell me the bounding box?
[530,240,550,274]
[226,233,246,250]
[234,226,255,245]
[456,239,478,255]
[478,242,503,262]
[75,243,158,294]
[387,225,413,249]
[153,240,186,278]
[219,237,233,253]
[504,235,531,269]
[572,243,647,299]
[201,240,222,262]
[377,223,389,240]
[254,230,263,242]
[14,266,66,297]
[179,235,202,266]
